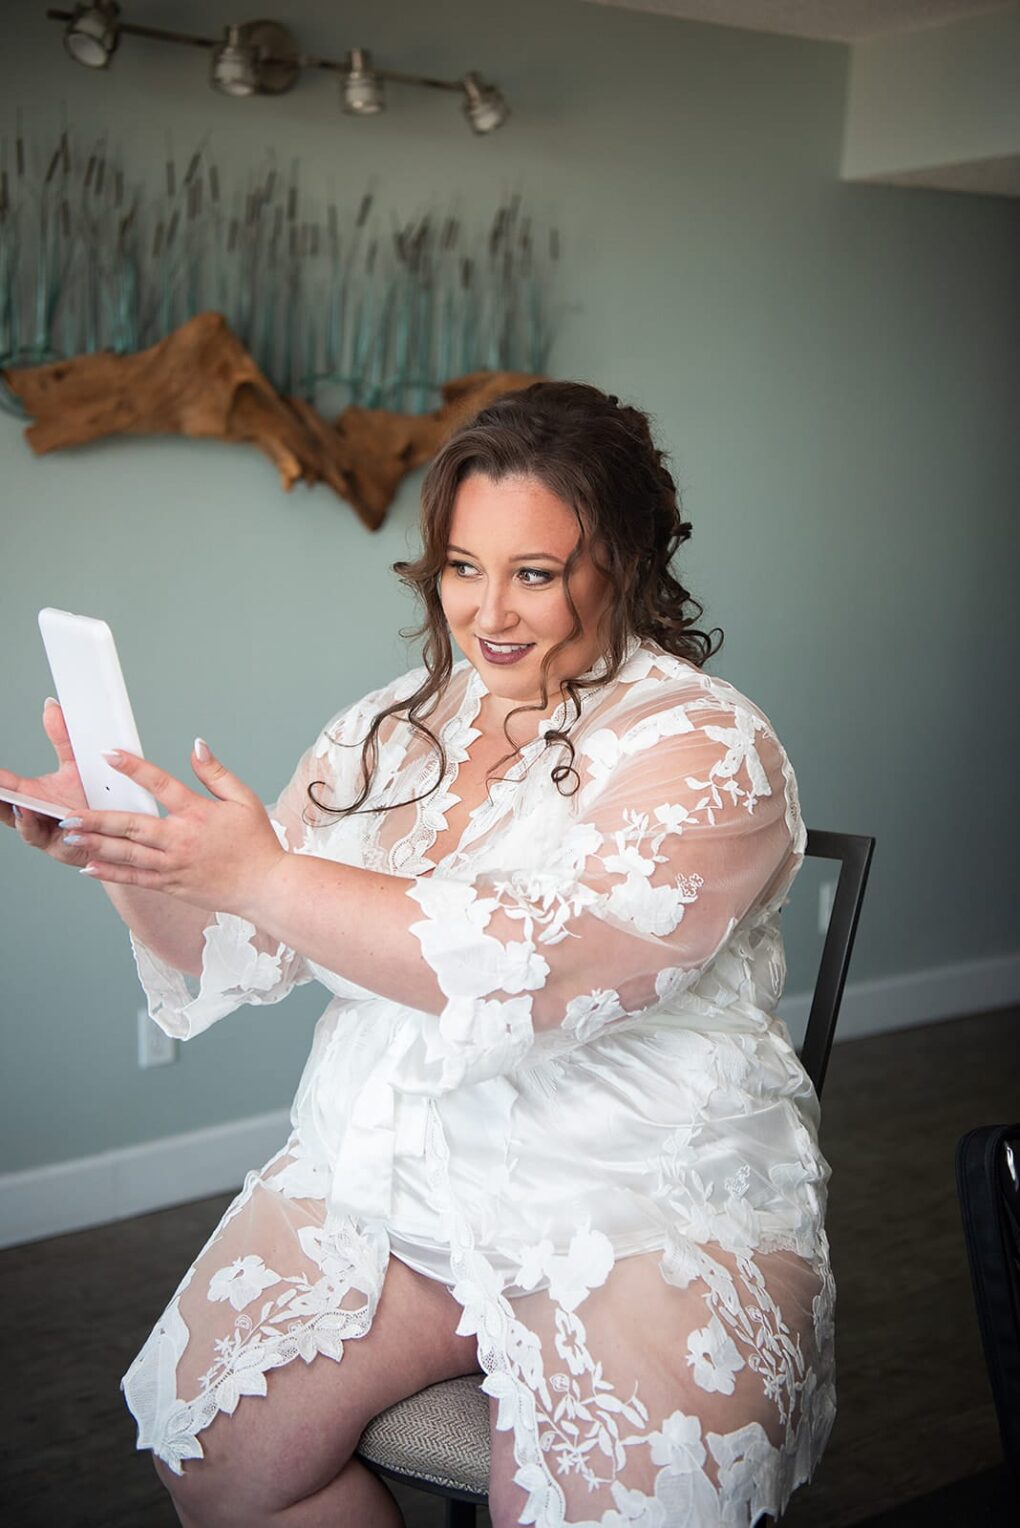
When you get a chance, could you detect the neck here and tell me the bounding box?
[477,686,564,746]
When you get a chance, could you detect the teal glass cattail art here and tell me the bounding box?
[0,126,564,426]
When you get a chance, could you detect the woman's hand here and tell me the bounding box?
[1,698,91,866]
[64,740,287,919]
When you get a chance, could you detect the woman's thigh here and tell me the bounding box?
[160,1255,477,1522]
[125,1147,478,1520]
[487,1241,824,1528]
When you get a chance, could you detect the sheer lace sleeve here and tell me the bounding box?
[131,696,375,1041]
[405,688,802,1091]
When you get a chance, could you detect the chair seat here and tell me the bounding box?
[357,1372,491,1499]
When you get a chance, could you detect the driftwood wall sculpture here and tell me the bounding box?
[1,312,541,530]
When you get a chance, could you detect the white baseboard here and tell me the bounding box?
[776,949,1020,1045]
[2,952,1018,1252]
[0,1109,290,1252]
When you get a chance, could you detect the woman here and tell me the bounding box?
[1,382,835,1528]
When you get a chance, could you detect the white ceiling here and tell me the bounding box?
[581,0,1013,43]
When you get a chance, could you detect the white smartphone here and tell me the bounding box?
[0,786,69,820]
[36,609,158,816]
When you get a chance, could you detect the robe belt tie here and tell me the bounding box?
[320,1007,519,1224]
[329,1079,432,1221]
[322,1011,427,1222]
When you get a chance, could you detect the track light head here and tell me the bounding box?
[342,48,385,115]
[210,24,259,97]
[64,1,120,69]
[208,20,299,97]
[461,72,509,135]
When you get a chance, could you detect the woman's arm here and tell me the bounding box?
[73,683,406,1041]
[240,854,445,1009]
[75,697,802,1087]
[67,742,448,1010]
[102,884,208,977]
[1,699,208,973]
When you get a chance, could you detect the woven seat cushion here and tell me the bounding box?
[356,1372,491,1497]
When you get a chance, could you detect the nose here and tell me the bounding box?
[475,576,521,637]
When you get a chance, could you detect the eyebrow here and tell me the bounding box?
[446,544,565,565]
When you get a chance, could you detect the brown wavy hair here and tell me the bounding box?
[309,379,722,821]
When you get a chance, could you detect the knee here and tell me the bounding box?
[487,1481,524,1528]
[151,1447,251,1528]
[152,1453,180,1498]
[152,1452,200,1524]
[487,1434,526,1528]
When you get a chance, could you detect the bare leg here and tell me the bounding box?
[159,1455,401,1528]
[130,1154,479,1528]
[154,1250,477,1528]
[487,1242,825,1528]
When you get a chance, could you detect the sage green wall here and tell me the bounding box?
[1,0,1017,1174]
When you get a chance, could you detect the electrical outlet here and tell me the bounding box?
[818,879,837,935]
[137,1006,177,1068]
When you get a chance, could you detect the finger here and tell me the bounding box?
[66,831,164,871]
[102,751,194,814]
[0,786,22,829]
[190,738,258,805]
[41,697,76,769]
[0,761,73,806]
[13,806,56,850]
[80,859,164,891]
[0,789,54,845]
[0,765,35,799]
[65,809,165,848]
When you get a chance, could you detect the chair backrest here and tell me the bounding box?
[797,829,875,1098]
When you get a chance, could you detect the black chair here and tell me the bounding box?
[797,829,875,1095]
[357,827,876,1525]
[955,1123,1020,1488]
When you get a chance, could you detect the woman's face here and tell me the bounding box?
[440,472,612,710]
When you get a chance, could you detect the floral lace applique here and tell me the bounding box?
[125,1211,388,1475]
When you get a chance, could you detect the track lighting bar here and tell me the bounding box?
[44,6,510,133]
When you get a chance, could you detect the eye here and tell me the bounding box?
[444,560,553,587]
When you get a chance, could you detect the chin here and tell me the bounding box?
[493,670,568,707]
[478,665,534,690]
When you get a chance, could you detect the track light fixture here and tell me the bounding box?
[207,21,299,97]
[462,73,509,136]
[341,48,384,116]
[63,0,120,69]
[45,7,511,133]
[210,25,258,97]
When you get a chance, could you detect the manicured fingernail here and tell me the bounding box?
[103,751,124,767]
[44,696,59,707]
[79,864,99,876]
[194,737,210,762]
[59,817,83,829]
[63,833,84,845]
[12,805,21,818]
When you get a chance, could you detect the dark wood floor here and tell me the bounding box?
[0,1006,1016,1527]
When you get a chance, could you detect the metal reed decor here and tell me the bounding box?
[0,125,560,411]
[0,124,560,527]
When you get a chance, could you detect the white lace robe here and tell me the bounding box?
[121,638,836,1527]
